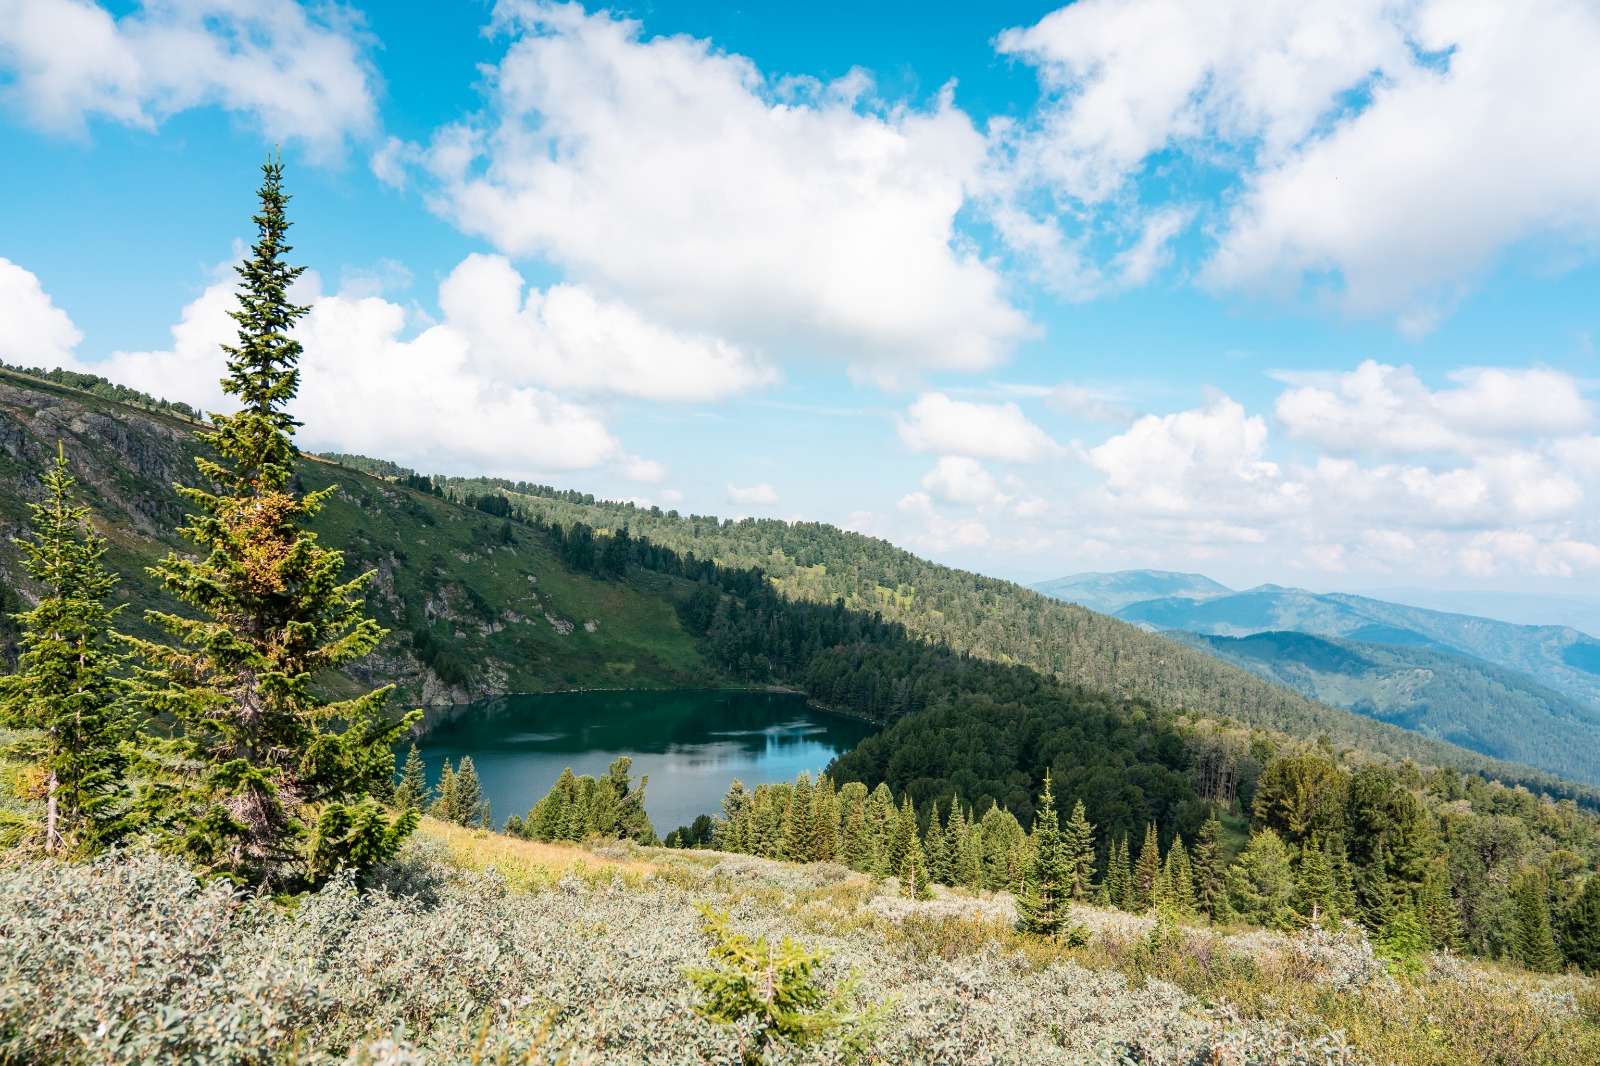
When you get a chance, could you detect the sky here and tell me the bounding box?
[2,0,1599,596]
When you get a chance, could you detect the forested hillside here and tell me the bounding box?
[0,370,713,703]
[1171,630,1600,786]
[380,471,1597,801]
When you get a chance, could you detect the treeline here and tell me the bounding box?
[669,763,1600,973]
[0,362,198,420]
[503,757,655,844]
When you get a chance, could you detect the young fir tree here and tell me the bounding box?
[429,759,461,824]
[1418,870,1462,953]
[809,775,838,862]
[1225,827,1297,930]
[130,157,417,887]
[0,447,130,855]
[1062,798,1096,899]
[716,779,750,853]
[1191,810,1228,920]
[923,801,950,885]
[888,794,918,875]
[394,744,427,809]
[780,772,815,862]
[1157,833,1198,914]
[1016,773,1073,936]
[978,803,1027,892]
[900,832,932,900]
[1561,876,1600,974]
[1131,823,1162,911]
[1293,842,1339,926]
[1514,869,1562,973]
[452,756,485,827]
[1103,835,1131,908]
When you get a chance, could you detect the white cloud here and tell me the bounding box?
[920,456,1001,506]
[408,0,1030,377]
[0,0,377,154]
[1274,360,1591,457]
[726,483,778,505]
[897,392,1064,462]
[437,254,776,403]
[1044,379,1136,423]
[29,256,682,480]
[0,257,82,365]
[997,0,1600,325]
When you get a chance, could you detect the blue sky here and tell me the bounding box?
[3,0,1599,595]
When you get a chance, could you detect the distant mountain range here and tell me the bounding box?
[1034,570,1600,783]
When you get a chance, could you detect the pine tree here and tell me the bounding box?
[1561,876,1600,974]
[1192,810,1227,920]
[1104,835,1131,908]
[1061,799,1096,899]
[1382,893,1429,960]
[130,156,417,887]
[865,783,895,876]
[1419,870,1462,953]
[888,794,918,875]
[1131,823,1161,912]
[809,775,838,862]
[979,803,1027,892]
[394,744,427,809]
[839,782,871,871]
[1225,828,1296,930]
[1293,842,1338,926]
[1514,869,1561,973]
[901,833,932,900]
[1157,833,1198,914]
[452,755,485,827]
[0,447,130,855]
[780,773,814,862]
[429,759,460,823]
[1016,773,1074,936]
[924,801,951,885]
[716,779,750,852]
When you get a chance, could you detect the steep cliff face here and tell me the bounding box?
[0,370,711,703]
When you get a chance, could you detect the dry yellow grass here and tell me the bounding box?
[417,818,665,891]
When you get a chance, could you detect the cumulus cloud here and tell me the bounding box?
[0,257,83,365]
[16,256,695,480]
[897,392,1064,462]
[996,0,1600,325]
[726,483,778,505]
[920,456,1002,506]
[404,0,1030,377]
[1274,360,1591,457]
[0,0,377,154]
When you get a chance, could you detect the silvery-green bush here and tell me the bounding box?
[1,847,1360,1064]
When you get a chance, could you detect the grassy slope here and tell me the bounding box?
[0,370,710,703]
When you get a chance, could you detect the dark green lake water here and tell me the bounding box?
[409,690,877,834]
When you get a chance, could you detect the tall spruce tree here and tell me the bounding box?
[1016,773,1073,936]
[924,801,951,885]
[1131,823,1162,911]
[1514,869,1561,973]
[131,156,418,886]
[1561,876,1600,974]
[1104,835,1131,908]
[0,447,130,855]
[1062,798,1096,899]
[1157,833,1198,914]
[1192,810,1228,920]
[394,744,427,809]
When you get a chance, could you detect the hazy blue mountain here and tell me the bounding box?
[1170,630,1600,786]
[1032,570,1600,711]
[1360,586,1600,637]
[1029,569,1234,614]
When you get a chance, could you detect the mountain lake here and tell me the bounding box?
[405,689,878,835]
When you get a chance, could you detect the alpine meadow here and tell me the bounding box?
[6,3,1600,1064]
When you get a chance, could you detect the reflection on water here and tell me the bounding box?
[407,690,877,834]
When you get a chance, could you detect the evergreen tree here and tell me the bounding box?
[717,779,750,853]
[1419,870,1463,953]
[838,782,871,871]
[780,772,814,862]
[923,801,950,885]
[951,800,982,889]
[428,759,460,824]
[1104,835,1131,909]
[1192,810,1228,920]
[1561,876,1600,974]
[1016,773,1074,936]
[130,157,417,886]
[1382,893,1429,960]
[394,744,427,809]
[1131,823,1161,912]
[1225,828,1296,930]
[900,833,932,900]
[1157,833,1198,914]
[1514,869,1561,973]
[452,756,485,827]
[1062,798,1096,899]
[1355,842,1397,933]
[0,447,131,855]
[809,775,838,862]
[1293,843,1339,926]
[864,783,895,876]
[888,794,918,875]
[978,803,1026,891]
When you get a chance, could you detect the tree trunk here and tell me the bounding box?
[45,770,60,854]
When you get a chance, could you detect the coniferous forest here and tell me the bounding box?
[3,162,1600,1065]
